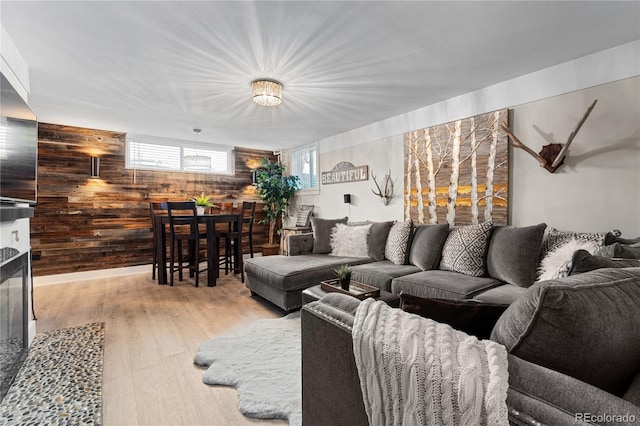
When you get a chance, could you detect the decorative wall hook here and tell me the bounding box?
[372,170,394,205]
[501,99,597,173]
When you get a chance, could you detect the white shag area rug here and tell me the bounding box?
[194,312,301,426]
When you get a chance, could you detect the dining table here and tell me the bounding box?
[154,213,243,286]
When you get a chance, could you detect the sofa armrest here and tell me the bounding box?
[301,294,366,426]
[287,232,314,256]
[507,354,640,425]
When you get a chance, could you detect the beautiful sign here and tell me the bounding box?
[321,162,369,185]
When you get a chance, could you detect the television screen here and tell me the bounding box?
[0,73,37,205]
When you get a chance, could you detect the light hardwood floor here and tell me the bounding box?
[33,270,288,426]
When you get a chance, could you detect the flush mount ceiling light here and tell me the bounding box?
[251,79,283,107]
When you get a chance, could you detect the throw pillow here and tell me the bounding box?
[491,267,640,396]
[540,227,605,259]
[329,223,372,258]
[295,209,313,228]
[384,221,413,265]
[537,238,599,282]
[407,223,450,270]
[486,223,547,288]
[400,293,509,340]
[311,217,348,254]
[439,222,493,277]
[569,250,640,275]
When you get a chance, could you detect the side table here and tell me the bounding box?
[280,226,312,255]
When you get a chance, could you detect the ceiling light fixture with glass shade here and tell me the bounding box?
[252,79,283,107]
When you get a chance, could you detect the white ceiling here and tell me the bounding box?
[2,1,639,151]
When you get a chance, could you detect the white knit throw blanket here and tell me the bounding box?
[352,299,509,426]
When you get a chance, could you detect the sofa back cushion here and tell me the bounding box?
[491,267,640,396]
[486,223,546,287]
[366,221,395,261]
[569,250,640,275]
[311,217,348,254]
[439,222,493,277]
[597,242,640,259]
[408,223,450,270]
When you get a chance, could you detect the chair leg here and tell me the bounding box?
[152,235,157,280]
[193,241,199,288]
[169,237,175,286]
[177,241,184,282]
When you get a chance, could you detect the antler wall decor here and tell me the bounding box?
[372,170,394,205]
[500,99,598,173]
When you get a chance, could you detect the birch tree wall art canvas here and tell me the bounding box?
[404,109,509,226]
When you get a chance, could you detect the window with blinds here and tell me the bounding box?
[126,135,234,175]
[291,143,318,191]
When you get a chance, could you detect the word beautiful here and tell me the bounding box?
[322,162,369,185]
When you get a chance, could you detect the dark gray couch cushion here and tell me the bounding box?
[311,217,348,254]
[472,284,527,305]
[244,254,373,291]
[486,223,546,287]
[569,250,640,275]
[408,223,450,270]
[350,261,420,292]
[596,243,640,259]
[491,267,640,396]
[391,269,503,299]
[367,221,394,261]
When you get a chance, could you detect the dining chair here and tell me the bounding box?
[166,201,208,287]
[220,201,256,282]
[149,201,168,281]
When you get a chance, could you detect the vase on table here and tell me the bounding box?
[339,278,350,291]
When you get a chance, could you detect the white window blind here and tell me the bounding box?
[291,144,318,190]
[126,134,234,175]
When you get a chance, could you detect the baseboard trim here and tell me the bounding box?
[33,264,151,287]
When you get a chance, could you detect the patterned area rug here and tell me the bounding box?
[194,313,301,426]
[0,322,105,425]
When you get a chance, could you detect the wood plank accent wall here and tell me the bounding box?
[31,123,276,277]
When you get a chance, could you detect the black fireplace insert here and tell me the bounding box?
[0,249,29,402]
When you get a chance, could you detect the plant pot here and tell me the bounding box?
[261,243,280,257]
[339,278,350,291]
[196,206,205,215]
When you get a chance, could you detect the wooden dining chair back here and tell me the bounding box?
[149,202,168,280]
[166,201,207,287]
[241,201,257,258]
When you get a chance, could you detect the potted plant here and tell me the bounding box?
[255,158,300,255]
[191,192,216,215]
[334,264,352,291]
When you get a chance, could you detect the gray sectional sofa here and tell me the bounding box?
[244,218,547,312]
[301,266,640,425]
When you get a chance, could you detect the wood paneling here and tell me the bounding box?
[31,123,276,277]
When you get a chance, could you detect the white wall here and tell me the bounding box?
[511,77,640,235]
[297,40,640,236]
